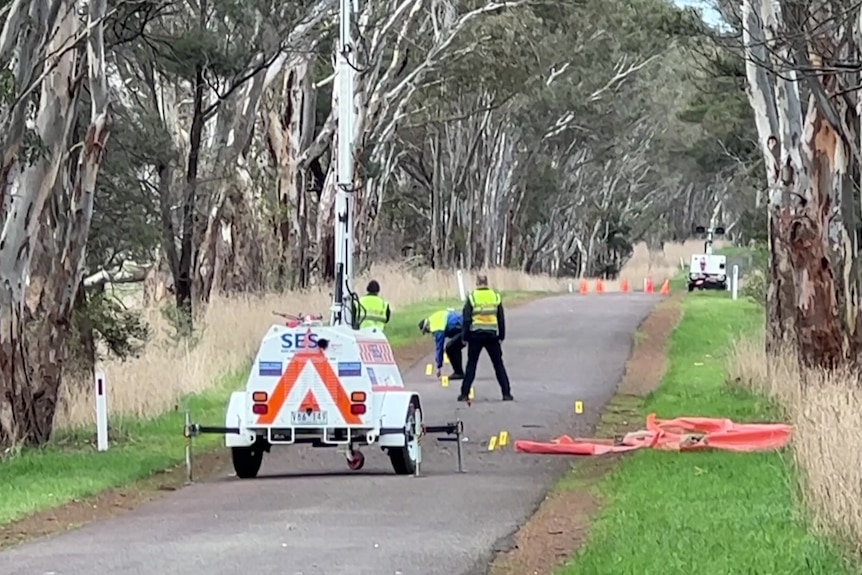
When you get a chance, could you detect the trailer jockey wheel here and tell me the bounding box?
[347,450,365,470]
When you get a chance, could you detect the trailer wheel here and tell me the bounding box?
[232,445,264,479]
[389,402,421,475]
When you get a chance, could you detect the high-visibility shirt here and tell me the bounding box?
[427,309,454,333]
[426,309,461,368]
[359,294,389,330]
[468,288,501,333]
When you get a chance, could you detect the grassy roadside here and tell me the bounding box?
[0,291,544,527]
[557,293,853,575]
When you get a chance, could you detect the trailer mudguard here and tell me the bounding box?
[225,391,256,448]
[376,390,421,447]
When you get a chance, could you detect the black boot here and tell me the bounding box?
[448,372,464,380]
[457,393,470,402]
[502,393,514,401]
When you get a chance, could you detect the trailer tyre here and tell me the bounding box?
[232,445,264,479]
[389,402,421,475]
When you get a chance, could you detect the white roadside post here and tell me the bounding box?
[94,367,109,451]
[732,264,739,301]
[456,269,467,301]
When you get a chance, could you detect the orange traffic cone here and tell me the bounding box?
[579,279,589,294]
[645,277,655,294]
[595,279,604,294]
[621,278,630,293]
[659,279,670,295]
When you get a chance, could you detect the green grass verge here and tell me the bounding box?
[557,292,854,575]
[0,291,543,526]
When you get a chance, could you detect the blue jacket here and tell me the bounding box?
[430,310,462,368]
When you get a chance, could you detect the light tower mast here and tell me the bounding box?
[330,0,358,327]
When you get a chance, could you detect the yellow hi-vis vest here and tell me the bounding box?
[468,288,501,333]
[427,309,453,333]
[359,294,388,330]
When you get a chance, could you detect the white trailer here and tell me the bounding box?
[182,0,465,478]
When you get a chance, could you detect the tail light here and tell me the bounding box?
[252,391,268,415]
[349,391,367,415]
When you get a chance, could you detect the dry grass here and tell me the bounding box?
[729,334,862,557]
[617,239,723,288]
[55,241,703,429]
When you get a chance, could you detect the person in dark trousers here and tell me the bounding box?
[358,280,391,330]
[459,274,513,401]
[418,309,465,379]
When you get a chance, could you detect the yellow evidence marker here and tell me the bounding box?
[574,401,584,414]
[441,376,449,388]
[469,388,475,400]
[425,363,433,376]
[487,435,498,451]
[443,354,450,364]
[498,430,509,446]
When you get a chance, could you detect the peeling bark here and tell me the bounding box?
[0,0,113,448]
[266,61,316,288]
[198,1,333,298]
[753,0,860,369]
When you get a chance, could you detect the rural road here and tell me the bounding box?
[3,294,658,575]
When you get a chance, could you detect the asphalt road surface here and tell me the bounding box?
[3,294,658,575]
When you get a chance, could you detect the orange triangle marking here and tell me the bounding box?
[255,348,363,426]
[298,390,321,412]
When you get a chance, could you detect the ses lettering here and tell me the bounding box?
[280,332,319,350]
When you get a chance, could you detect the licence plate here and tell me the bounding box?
[290,411,329,425]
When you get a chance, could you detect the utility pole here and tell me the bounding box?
[330,0,357,327]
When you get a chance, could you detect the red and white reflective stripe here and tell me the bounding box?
[357,341,396,364]
[372,385,404,392]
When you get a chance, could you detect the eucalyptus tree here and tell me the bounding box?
[0,0,113,447]
[730,0,862,368]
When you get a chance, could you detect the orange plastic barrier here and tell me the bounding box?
[513,413,792,455]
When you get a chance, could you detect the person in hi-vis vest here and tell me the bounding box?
[358,280,390,330]
[418,308,465,379]
[459,274,513,401]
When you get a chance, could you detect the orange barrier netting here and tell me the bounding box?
[513,413,792,455]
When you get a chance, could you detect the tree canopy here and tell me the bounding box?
[0,0,763,447]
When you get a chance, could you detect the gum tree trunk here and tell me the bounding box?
[265,60,316,289]
[0,0,113,447]
[741,0,797,355]
[760,0,858,369]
